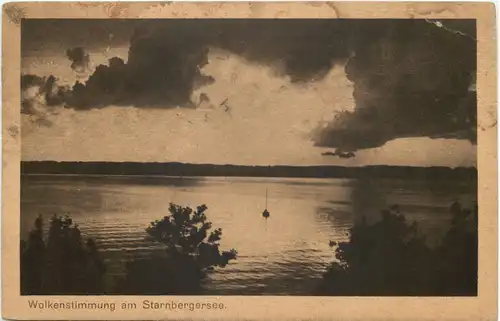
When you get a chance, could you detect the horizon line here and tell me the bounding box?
[20,160,477,170]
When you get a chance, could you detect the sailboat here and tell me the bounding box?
[262,188,270,219]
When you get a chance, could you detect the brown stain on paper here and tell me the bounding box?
[3,4,26,26]
[76,2,130,18]
[7,125,19,139]
[104,3,130,18]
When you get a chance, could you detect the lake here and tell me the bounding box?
[21,175,477,295]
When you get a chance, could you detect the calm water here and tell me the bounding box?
[21,175,476,295]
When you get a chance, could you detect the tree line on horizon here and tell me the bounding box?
[21,161,478,181]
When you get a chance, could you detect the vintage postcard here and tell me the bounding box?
[2,1,497,320]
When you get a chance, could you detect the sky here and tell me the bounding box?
[21,19,477,167]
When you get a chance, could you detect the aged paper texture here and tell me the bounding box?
[2,1,497,320]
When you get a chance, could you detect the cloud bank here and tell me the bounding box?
[313,20,476,152]
[21,19,476,151]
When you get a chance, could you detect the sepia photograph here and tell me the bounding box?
[18,16,480,297]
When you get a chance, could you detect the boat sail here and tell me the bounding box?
[262,188,270,219]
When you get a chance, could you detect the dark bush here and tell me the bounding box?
[317,202,478,296]
[21,214,106,295]
[114,203,237,294]
[435,201,478,295]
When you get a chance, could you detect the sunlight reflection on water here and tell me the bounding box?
[21,175,476,295]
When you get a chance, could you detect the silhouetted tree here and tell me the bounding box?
[317,202,477,296]
[20,215,45,294]
[115,203,237,294]
[435,201,478,295]
[20,215,106,295]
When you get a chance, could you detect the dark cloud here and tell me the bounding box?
[22,20,353,110]
[21,74,68,127]
[197,93,211,107]
[21,19,476,149]
[21,74,68,115]
[21,74,45,91]
[313,20,476,151]
[65,26,215,109]
[321,150,356,159]
[63,20,350,109]
[205,20,352,81]
[66,47,90,73]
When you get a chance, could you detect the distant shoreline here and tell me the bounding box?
[21,161,477,181]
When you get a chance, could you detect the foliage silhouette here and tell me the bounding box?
[317,202,478,296]
[20,214,106,295]
[114,203,237,294]
[436,201,478,295]
[20,201,475,296]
